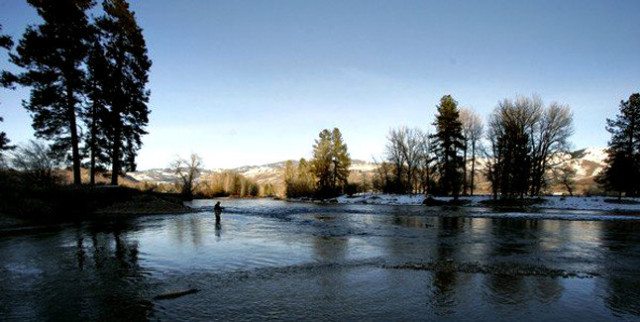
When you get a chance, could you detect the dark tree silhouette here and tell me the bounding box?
[96,0,151,185]
[83,31,111,185]
[486,95,572,198]
[599,93,640,198]
[10,0,94,184]
[1,25,15,154]
[432,95,464,199]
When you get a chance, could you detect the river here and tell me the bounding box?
[1,199,639,320]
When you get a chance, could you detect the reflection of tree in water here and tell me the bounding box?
[312,235,348,263]
[74,220,153,320]
[489,218,540,256]
[311,215,349,263]
[599,221,640,316]
[0,221,153,320]
[483,218,562,306]
[310,215,350,300]
[601,277,640,317]
[170,215,205,247]
[428,216,465,315]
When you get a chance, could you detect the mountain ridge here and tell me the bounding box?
[127,148,608,195]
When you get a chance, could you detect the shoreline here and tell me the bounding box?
[287,193,640,213]
[4,194,640,234]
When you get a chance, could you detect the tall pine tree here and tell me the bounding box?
[10,0,94,184]
[1,25,15,154]
[330,128,351,194]
[96,0,151,185]
[311,128,351,198]
[432,95,464,199]
[312,129,333,196]
[599,93,640,197]
[83,30,111,185]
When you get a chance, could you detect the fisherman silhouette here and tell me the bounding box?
[214,201,224,219]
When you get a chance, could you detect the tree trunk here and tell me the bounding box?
[67,84,82,185]
[110,44,126,186]
[89,104,97,185]
[110,118,121,185]
[90,145,96,185]
[470,141,476,196]
[462,142,467,195]
[425,163,430,195]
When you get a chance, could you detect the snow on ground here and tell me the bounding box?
[241,166,278,177]
[349,162,378,172]
[335,193,640,212]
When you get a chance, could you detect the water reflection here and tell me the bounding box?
[169,215,206,247]
[598,221,640,316]
[215,216,222,241]
[0,220,152,320]
[0,200,639,320]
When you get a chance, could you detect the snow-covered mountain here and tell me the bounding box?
[127,159,375,186]
[127,148,609,194]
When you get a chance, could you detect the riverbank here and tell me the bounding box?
[333,193,640,212]
[0,183,193,229]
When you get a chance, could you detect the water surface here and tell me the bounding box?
[1,199,639,320]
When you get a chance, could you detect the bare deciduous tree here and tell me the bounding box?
[171,153,203,199]
[460,108,484,195]
[385,127,427,194]
[11,140,61,185]
[553,163,577,196]
[486,94,573,198]
[530,102,574,195]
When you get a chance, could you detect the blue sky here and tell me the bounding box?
[1,0,639,169]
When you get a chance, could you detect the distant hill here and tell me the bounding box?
[127,148,609,195]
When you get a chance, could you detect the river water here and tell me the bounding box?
[1,199,639,321]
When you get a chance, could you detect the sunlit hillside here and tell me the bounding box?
[126,148,609,196]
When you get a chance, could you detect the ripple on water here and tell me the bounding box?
[1,200,640,320]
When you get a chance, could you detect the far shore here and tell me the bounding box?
[286,193,640,213]
[3,193,640,233]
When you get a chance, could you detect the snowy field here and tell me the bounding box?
[335,193,640,212]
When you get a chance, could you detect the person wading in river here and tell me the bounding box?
[214,201,224,221]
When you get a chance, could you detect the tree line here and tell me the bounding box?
[1,0,150,186]
[367,92,640,199]
[374,95,487,198]
[296,94,576,200]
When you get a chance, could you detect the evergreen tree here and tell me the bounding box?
[432,95,464,199]
[297,158,315,191]
[312,129,333,196]
[1,25,15,155]
[599,93,640,197]
[330,128,351,193]
[96,0,151,185]
[83,31,111,184]
[311,128,351,198]
[10,0,94,184]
